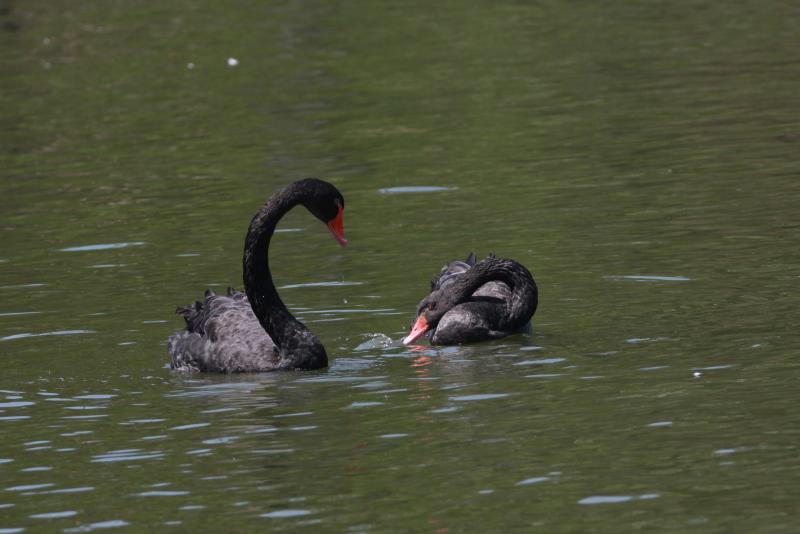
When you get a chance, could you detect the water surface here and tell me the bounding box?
[2,0,800,531]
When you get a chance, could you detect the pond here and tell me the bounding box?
[2,0,800,531]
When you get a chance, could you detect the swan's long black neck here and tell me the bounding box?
[446,257,538,330]
[242,182,327,369]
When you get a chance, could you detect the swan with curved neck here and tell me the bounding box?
[168,178,347,373]
[403,254,538,345]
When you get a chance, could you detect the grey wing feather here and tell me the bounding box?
[168,289,279,373]
[430,252,477,291]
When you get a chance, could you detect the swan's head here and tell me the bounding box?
[402,290,460,345]
[301,178,347,247]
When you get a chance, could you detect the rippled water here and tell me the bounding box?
[3,0,800,531]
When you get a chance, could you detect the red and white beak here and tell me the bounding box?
[402,315,429,345]
[326,206,348,247]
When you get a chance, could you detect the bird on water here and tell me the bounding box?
[168,178,347,373]
[403,253,538,345]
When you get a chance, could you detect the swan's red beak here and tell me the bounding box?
[326,206,347,247]
[402,315,429,345]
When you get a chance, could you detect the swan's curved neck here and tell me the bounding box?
[449,258,538,329]
[242,185,325,367]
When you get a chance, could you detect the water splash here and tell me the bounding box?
[354,333,394,351]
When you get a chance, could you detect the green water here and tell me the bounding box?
[2,0,800,531]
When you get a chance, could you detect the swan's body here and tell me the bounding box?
[403,254,538,345]
[168,287,300,373]
[168,178,347,373]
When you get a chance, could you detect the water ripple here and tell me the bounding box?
[92,450,164,463]
[0,401,34,408]
[279,281,363,289]
[1,330,94,341]
[60,242,145,252]
[273,412,312,418]
[449,393,511,402]
[513,358,566,366]
[579,493,660,505]
[516,476,550,486]
[300,308,394,315]
[170,423,210,431]
[430,407,460,414]
[605,275,691,282]
[579,495,633,505]
[378,186,456,193]
[136,490,189,497]
[30,511,77,519]
[0,283,45,289]
[64,520,130,532]
[41,487,94,494]
[6,483,55,492]
[626,337,671,344]
[261,509,312,518]
[345,401,384,409]
[202,436,238,445]
[297,375,385,384]
[120,418,166,425]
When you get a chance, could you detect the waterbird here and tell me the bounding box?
[403,254,538,345]
[168,178,347,372]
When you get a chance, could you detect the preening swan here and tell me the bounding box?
[403,254,538,345]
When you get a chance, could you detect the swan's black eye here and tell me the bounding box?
[428,303,436,311]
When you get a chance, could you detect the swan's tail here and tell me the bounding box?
[168,331,204,371]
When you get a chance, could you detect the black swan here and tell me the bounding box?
[402,254,538,345]
[168,178,347,373]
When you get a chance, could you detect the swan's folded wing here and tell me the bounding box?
[177,292,257,337]
[170,291,279,372]
[430,253,477,291]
